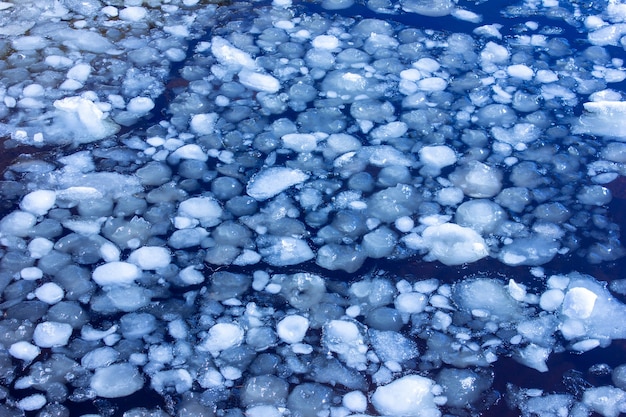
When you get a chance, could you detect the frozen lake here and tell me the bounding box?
[1,0,626,416]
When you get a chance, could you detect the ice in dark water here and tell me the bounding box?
[1,0,626,416]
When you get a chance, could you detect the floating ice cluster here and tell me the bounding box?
[2,0,626,415]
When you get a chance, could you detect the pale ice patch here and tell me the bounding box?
[574,101,626,138]
[277,315,310,344]
[177,196,223,227]
[401,0,454,16]
[52,96,120,143]
[211,36,256,70]
[33,322,73,348]
[92,261,142,287]
[371,375,441,417]
[19,190,56,216]
[90,363,144,398]
[238,69,281,93]
[259,236,315,266]
[421,223,489,266]
[197,323,245,355]
[128,246,172,270]
[246,167,310,200]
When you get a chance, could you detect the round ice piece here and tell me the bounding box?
[127,97,155,114]
[449,161,503,198]
[279,273,326,310]
[17,394,46,411]
[34,282,64,304]
[507,64,534,80]
[247,167,310,200]
[455,199,506,234]
[90,363,144,398]
[190,113,218,135]
[577,185,612,206]
[128,246,171,270]
[395,292,428,313]
[9,341,41,361]
[33,321,73,348]
[260,237,315,266]
[312,35,340,50]
[178,196,223,227]
[119,6,147,21]
[343,390,367,412]
[92,261,142,286]
[198,323,244,355]
[20,190,56,216]
[362,227,397,258]
[422,223,489,265]
[371,375,439,417]
[419,145,456,171]
[0,210,37,237]
[277,315,309,344]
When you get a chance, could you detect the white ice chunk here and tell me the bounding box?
[53,96,120,143]
[90,363,144,398]
[312,35,340,50]
[20,267,43,280]
[449,161,503,198]
[9,341,41,362]
[583,386,626,417]
[455,199,506,234]
[417,77,448,92]
[238,69,281,93]
[492,123,541,147]
[343,391,368,412]
[422,223,489,265]
[322,320,367,369]
[574,101,626,138]
[171,144,209,161]
[539,289,565,311]
[19,190,56,216]
[282,133,318,152]
[371,375,439,417]
[0,210,37,237]
[401,0,454,16]
[34,282,64,304]
[92,261,142,286]
[127,97,155,114]
[395,292,428,313]
[562,287,598,319]
[67,63,91,82]
[277,315,309,344]
[588,24,626,46]
[17,394,46,411]
[211,36,256,70]
[419,145,457,173]
[178,197,223,227]
[128,246,171,270]
[33,321,73,348]
[260,237,315,266]
[179,266,205,285]
[119,6,147,22]
[190,113,218,135]
[198,323,244,355]
[507,64,534,80]
[247,167,309,200]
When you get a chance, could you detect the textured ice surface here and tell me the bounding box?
[1,0,626,416]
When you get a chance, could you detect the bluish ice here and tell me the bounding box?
[1,0,626,416]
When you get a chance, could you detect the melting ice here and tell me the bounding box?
[1,0,626,415]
